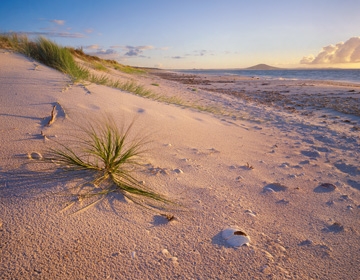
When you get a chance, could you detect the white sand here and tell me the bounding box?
[1,51,359,279]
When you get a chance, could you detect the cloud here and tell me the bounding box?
[84,46,119,60]
[85,28,94,34]
[157,46,169,51]
[109,45,154,58]
[96,49,117,55]
[194,50,208,56]
[300,55,315,64]
[172,56,184,59]
[301,37,360,64]
[123,45,154,57]
[185,49,214,57]
[84,44,99,50]
[50,19,65,26]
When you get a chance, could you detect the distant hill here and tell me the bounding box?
[245,64,281,70]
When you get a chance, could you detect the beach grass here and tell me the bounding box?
[0,34,150,92]
[0,33,228,116]
[46,117,172,208]
[0,34,89,81]
[92,62,109,72]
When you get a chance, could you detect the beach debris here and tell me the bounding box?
[263,183,288,192]
[245,162,254,170]
[40,130,51,141]
[131,251,136,259]
[245,209,257,217]
[46,105,57,126]
[221,227,250,247]
[160,213,175,222]
[314,183,336,193]
[236,175,244,181]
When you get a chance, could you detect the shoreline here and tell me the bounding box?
[148,68,360,118]
[165,68,360,86]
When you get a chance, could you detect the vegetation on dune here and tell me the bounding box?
[0,33,148,90]
[69,47,145,74]
[0,34,89,81]
[45,117,173,209]
[0,33,224,115]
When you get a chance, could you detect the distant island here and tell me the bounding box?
[245,64,282,70]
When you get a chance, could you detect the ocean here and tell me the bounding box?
[176,69,360,84]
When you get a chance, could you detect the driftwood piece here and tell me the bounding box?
[46,105,57,126]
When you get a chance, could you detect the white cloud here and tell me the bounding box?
[300,55,315,64]
[84,44,100,50]
[51,19,65,26]
[301,37,360,64]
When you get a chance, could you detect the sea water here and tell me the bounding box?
[177,69,360,84]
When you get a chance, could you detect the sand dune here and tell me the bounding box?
[1,51,359,279]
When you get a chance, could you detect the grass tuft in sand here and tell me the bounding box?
[45,117,172,208]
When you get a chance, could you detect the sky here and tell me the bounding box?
[1,0,360,69]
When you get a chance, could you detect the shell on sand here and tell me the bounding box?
[28,152,43,160]
[222,227,250,247]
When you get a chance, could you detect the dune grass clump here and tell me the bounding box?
[0,34,89,81]
[46,117,171,208]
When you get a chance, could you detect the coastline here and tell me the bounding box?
[1,51,359,279]
[148,68,360,117]
[171,68,360,85]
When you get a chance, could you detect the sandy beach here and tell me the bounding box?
[1,50,360,279]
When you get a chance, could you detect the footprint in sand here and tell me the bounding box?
[322,222,344,233]
[314,183,336,193]
[334,162,360,176]
[301,150,321,158]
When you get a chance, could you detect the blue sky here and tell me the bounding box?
[1,0,360,69]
